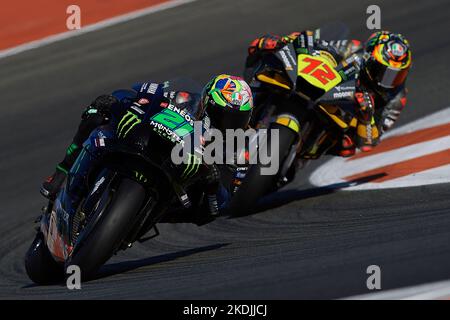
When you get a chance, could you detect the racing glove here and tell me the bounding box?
[354,91,380,151]
[379,89,407,133]
[248,32,301,55]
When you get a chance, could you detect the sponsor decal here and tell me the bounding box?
[150,106,198,143]
[117,111,142,138]
[284,46,297,67]
[299,34,306,48]
[279,50,293,71]
[140,83,148,92]
[167,104,194,125]
[94,137,105,147]
[333,91,354,99]
[133,171,148,183]
[138,98,150,105]
[335,86,355,92]
[90,176,106,195]
[147,83,158,94]
[181,153,201,179]
[391,42,405,56]
[131,105,145,114]
[298,54,341,91]
[149,120,184,144]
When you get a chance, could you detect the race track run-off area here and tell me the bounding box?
[311,107,450,190]
[0,0,449,299]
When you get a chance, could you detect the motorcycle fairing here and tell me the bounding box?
[43,127,114,262]
[315,79,359,129]
[274,44,298,86]
[297,53,342,93]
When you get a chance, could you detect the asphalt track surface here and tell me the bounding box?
[0,0,450,299]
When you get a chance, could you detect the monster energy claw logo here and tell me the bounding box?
[182,153,201,179]
[117,111,142,138]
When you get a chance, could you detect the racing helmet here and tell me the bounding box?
[173,90,202,119]
[362,31,412,89]
[200,74,253,132]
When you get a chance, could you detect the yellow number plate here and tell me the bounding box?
[297,54,342,92]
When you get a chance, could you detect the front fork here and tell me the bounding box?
[278,143,298,186]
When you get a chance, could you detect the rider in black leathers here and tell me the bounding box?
[244,30,411,157]
[41,75,254,219]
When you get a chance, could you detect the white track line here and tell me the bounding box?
[309,106,450,190]
[0,0,198,60]
[344,279,450,300]
[383,106,450,138]
[310,135,450,184]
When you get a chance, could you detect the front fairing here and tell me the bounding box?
[43,185,80,262]
[315,79,359,130]
[42,127,114,262]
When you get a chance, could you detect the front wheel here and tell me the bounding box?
[66,177,146,280]
[227,123,298,216]
[25,232,64,285]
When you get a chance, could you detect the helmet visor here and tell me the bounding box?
[207,107,252,132]
[367,59,409,89]
[377,66,408,88]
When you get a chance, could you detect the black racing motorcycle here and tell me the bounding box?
[229,25,379,215]
[25,80,208,284]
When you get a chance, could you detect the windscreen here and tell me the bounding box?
[162,77,203,119]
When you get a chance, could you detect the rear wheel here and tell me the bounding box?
[66,178,146,280]
[228,124,298,216]
[24,232,64,285]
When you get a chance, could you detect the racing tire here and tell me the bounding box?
[25,232,65,285]
[65,178,146,281]
[227,123,298,217]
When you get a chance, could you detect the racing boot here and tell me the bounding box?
[339,134,356,157]
[204,164,221,218]
[206,193,219,217]
[40,95,114,199]
[327,134,356,157]
[192,164,221,225]
[41,142,81,199]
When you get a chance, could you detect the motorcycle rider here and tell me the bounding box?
[40,74,254,218]
[244,30,412,157]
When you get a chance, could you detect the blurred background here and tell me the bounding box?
[0,0,449,299]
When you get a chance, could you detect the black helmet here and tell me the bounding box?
[362,31,412,89]
[200,74,253,132]
[173,90,202,119]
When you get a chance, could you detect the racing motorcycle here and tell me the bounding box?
[25,80,208,284]
[228,25,379,215]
